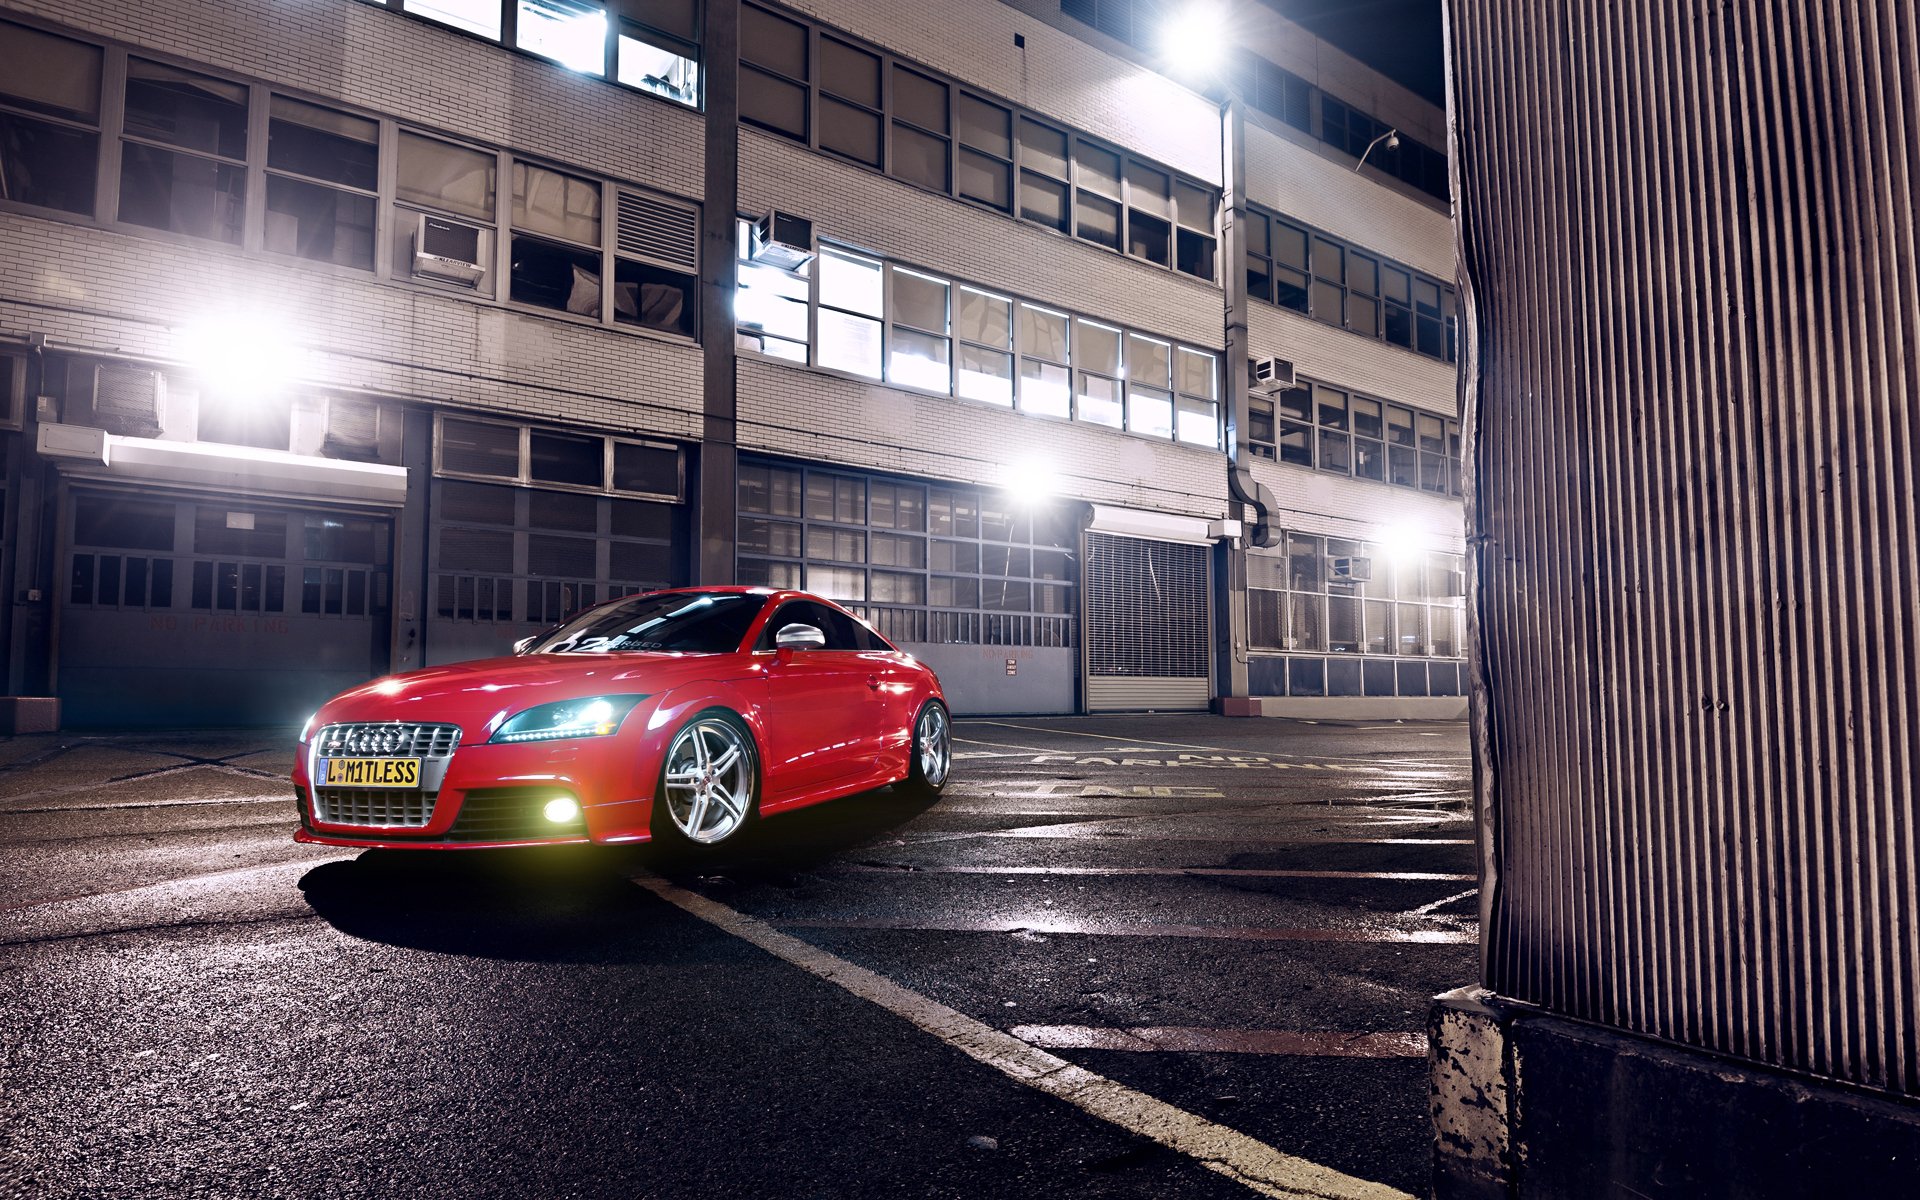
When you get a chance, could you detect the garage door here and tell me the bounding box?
[1082,531,1211,711]
[59,489,392,727]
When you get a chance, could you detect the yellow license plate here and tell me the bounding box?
[322,758,421,788]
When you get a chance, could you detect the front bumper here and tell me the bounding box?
[292,731,660,849]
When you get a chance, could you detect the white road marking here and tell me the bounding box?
[1409,888,1479,918]
[840,864,1476,883]
[966,720,1262,755]
[635,874,1412,1200]
[1011,1025,1429,1058]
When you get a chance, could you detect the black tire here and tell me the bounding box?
[895,699,952,799]
[651,709,760,849]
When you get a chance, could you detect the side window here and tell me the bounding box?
[808,603,864,650]
[761,600,845,649]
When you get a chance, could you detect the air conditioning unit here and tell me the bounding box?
[322,397,381,460]
[1250,356,1297,393]
[413,212,486,285]
[751,210,814,271]
[92,364,165,438]
[1329,555,1374,582]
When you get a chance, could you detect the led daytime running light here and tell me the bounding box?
[490,695,647,744]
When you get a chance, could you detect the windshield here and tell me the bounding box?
[527,592,769,655]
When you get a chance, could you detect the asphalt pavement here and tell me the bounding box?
[0,715,1473,1199]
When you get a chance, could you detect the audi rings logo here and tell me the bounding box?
[334,725,408,755]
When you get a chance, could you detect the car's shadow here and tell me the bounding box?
[298,785,941,961]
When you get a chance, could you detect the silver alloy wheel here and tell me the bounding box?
[662,718,753,844]
[917,703,951,788]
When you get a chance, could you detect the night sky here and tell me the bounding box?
[1257,0,1447,106]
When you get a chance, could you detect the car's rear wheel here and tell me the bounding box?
[654,710,758,847]
[896,699,951,799]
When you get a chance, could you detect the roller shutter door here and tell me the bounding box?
[1082,532,1210,711]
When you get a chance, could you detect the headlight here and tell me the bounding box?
[489,695,648,744]
[298,713,318,743]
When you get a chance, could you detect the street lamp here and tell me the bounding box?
[1356,128,1401,171]
[176,311,307,397]
[1159,2,1231,82]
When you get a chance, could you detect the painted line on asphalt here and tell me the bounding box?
[1011,1025,1429,1058]
[774,914,1475,944]
[966,721,1462,772]
[842,863,1475,883]
[1408,888,1479,918]
[634,874,1412,1200]
[952,734,1073,754]
[0,794,289,815]
[914,827,1475,846]
[0,854,350,916]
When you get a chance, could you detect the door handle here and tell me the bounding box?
[866,675,881,690]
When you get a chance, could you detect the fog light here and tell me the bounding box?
[544,796,581,824]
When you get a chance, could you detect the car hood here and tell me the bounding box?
[311,653,743,735]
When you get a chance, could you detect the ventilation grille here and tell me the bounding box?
[1083,532,1208,678]
[616,190,698,271]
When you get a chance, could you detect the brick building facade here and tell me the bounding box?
[0,0,1460,725]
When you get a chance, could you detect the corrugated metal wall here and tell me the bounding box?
[1453,0,1920,1094]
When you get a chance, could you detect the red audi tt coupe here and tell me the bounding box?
[291,588,951,849]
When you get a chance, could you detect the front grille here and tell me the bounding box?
[314,722,461,758]
[446,789,586,842]
[314,787,437,828]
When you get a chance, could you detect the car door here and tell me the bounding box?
[758,601,882,799]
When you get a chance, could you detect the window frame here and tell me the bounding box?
[1246,201,1458,364]
[0,16,703,345]
[432,411,687,503]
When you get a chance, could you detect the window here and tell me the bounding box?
[1124,160,1171,268]
[1017,117,1070,232]
[958,94,1012,212]
[819,36,882,167]
[1175,180,1216,280]
[817,247,884,378]
[612,188,698,337]
[618,1,700,107]
[1073,139,1122,251]
[266,97,378,269]
[1017,302,1071,419]
[0,20,102,216]
[734,239,1220,445]
[891,66,950,193]
[1072,318,1122,428]
[1247,534,1466,670]
[1175,348,1219,448]
[1264,374,1460,495]
[740,460,1074,648]
[517,0,609,75]
[510,159,602,316]
[741,4,809,139]
[119,59,248,243]
[404,0,502,38]
[435,413,684,500]
[955,286,1013,405]
[735,217,809,361]
[1125,333,1172,438]
[1248,205,1457,363]
[1247,396,1276,459]
[888,267,951,393]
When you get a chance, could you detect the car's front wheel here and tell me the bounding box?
[653,710,759,847]
[896,699,951,799]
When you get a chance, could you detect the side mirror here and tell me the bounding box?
[774,623,826,651]
[511,636,538,655]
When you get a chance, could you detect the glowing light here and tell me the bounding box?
[544,796,582,823]
[373,678,407,696]
[1161,3,1231,81]
[1375,522,1430,565]
[1000,458,1061,506]
[176,312,308,398]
